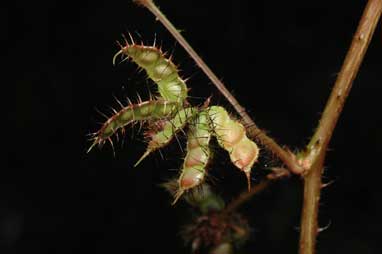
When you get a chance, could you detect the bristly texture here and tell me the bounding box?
[173,110,212,204]
[114,36,188,103]
[208,106,259,190]
[135,106,198,166]
[89,37,261,205]
[88,100,178,152]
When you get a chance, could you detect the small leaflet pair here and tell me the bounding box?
[88,35,259,203]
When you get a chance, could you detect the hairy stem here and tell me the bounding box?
[133,0,303,174]
[299,1,382,253]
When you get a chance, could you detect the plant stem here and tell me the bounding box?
[133,0,303,174]
[299,1,382,254]
[223,167,290,215]
[222,179,271,215]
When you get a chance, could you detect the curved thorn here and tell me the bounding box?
[112,50,123,66]
[317,220,332,233]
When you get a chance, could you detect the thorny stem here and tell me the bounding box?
[299,1,382,254]
[132,1,382,253]
[133,0,303,174]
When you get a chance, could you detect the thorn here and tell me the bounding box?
[120,127,126,136]
[109,106,118,114]
[202,96,212,108]
[112,50,123,66]
[121,33,129,45]
[113,95,125,109]
[116,40,124,49]
[245,171,251,192]
[126,97,134,106]
[120,55,130,64]
[172,188,184,206]
[137,66,145,74]
[322,180,335,189]
[158,148,165,161]
[134,149,152,167]
[183,76,191,83]
[114,131,119,143]
[128,32,135,45]
[137,119,144,133]
[136,92,143,104]
[135,31,143,42]
[130,122,135,139]
[108,138,116,157]
[317,220,331,233]
[94,107,109,120]
[86,140,98,153]
[148,90,154,101]
[85,132,96,137]
[153,32,157,47]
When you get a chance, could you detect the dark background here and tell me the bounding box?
[3,0,382,253]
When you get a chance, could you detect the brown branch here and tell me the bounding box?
[222,167,290,215]
[299,1,382,254]
[133,0,304,175]
[222,179,271,215]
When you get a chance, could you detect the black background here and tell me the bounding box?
[3,0,382,253]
